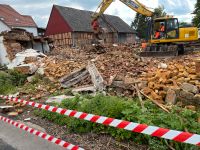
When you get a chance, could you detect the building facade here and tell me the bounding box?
[0,4,38,36]
[45,5,136,47]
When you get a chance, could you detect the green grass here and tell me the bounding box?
[35,94,200,150]
[0,70,27,94]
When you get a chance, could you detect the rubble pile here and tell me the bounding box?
[7,49,46,74]
[0,101,26,117]
[46,46,200,105]
[42,56,86,80]
[94,45,147,82]
[3,42,200,106]
[141,54,200,104]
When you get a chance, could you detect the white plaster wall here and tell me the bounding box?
[0,21,11,33]
[0,36,10,65]
[14,26,38,36]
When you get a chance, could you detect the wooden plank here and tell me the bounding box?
[87,62,104,91]
[59,68,89,88]
[72,85,96,93]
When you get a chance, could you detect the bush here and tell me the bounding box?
[0,70,27,94]
[36,94,200,150]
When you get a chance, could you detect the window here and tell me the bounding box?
[166,19,179,39]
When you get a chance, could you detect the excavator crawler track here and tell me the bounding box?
[139,45,178,57]
[139,50,178,57]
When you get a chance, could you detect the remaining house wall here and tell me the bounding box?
[49,32,93,47]
[26,41,50,53]
[118,33,136,44]
[15,26,38,36]
[0,20,10,33]
[0,36,10,65]
[32,41,50,53]
[48,32,73,47]
[72,32,93,47]
[49,32,136,47]
[126,33,136,44]
[105,33,114,43]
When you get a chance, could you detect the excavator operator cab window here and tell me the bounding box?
[153,21,166,39]
[166,18,179,39]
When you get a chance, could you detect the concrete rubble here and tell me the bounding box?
[46,95,75,104]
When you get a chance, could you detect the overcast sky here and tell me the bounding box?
[0,0,196,27]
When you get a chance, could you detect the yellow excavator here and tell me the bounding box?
[91,0,199,57]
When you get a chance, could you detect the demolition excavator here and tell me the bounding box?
[91,0,199,57]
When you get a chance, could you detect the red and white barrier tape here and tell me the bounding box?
[0,95,200,146]
[0,115,84,150]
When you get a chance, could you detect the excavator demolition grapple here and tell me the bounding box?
[91,0,199,57]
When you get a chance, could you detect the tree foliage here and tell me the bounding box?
[192,0,200,27]
[131,13,149,39]
[131,5,166,39]
[153,5,167,18]
[179,22,192,27]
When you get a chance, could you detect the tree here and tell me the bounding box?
[179,22,192,27]
[192,0,200,27]
[153,5,167,18]
[131,5,166,39]
[131,13,149,39]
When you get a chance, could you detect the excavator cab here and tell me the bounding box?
[152,17,179,40]
[140,16,198,57]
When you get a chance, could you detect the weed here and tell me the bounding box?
[0,70,27,94]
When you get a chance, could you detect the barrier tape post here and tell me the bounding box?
[0,115,84,150]
[0,95,200,146]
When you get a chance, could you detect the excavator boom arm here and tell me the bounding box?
[92,0,153,21]
[119,0,153,17]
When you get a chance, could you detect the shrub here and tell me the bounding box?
[0,70,27,94]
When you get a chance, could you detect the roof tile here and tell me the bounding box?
[54,5,135,33]
[0,4,37,27]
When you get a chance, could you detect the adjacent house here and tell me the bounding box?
[0,4,38,36]
[45,5,136,47]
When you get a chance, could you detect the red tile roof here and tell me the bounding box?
[0,4,37,27]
